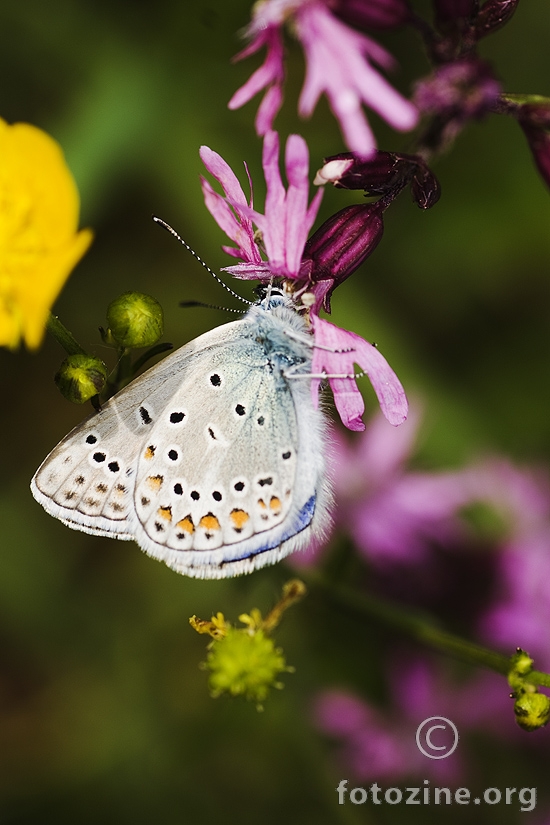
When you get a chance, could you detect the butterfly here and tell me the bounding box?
[31,287,332,579]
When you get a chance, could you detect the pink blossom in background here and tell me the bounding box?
[474,461,550,667]
[295,1,418,154]
[229,25,285,137]
[327,408,473,564]
[314,682,462,783]
[229,0,418,155]
[314,656,549,785]
[481,531,550,667]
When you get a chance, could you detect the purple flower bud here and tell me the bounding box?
[333,0,412,30]
[302,202,384,311]
[474,0,519,40]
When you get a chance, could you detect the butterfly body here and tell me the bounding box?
[31,295,332,578]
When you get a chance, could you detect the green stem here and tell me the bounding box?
[304,571,550,689]
[131,342,173,377]
[46,313,87,356]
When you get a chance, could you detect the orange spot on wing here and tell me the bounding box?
[158,506,172,521]
[177,515,194,534]
[147,475,163,491]
[258,499,267,509]
[230,509,249,530]
[199,513,220,531]
[144,445,156,460]
[269,496,281,513]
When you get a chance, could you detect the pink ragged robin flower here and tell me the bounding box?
[228,0,418,156]
[200,130,408,431]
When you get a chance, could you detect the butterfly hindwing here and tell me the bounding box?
[131,329,300,562]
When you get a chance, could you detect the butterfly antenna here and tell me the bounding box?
[152,216,253,305]
[180,300,244,314]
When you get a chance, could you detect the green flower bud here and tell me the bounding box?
[205,626,288,704]
[508,648,534,692]
[105,292,163,349]
[513,690,550,732]
[54,353,107,404]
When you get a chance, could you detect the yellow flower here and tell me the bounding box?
[0,119,92,349]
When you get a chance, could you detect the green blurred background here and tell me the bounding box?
[0,0,549,822]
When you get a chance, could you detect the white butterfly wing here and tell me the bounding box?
[31,305,332,578]
[31,319,249,540]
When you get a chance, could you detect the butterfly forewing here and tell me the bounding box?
[31,318,249,539]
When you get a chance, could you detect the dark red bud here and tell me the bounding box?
[316,151,417,196]
[333,0,411,30]
[475,0,519,39]
[303,202,384,287]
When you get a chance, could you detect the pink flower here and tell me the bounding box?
[229,0,418,155]
[310,315,407,431]
[295,1,418,154]
[202,131,323,282]
[229,25,285,137]
[200,131,408,431]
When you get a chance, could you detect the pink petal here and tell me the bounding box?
[200,176,260,265]
[199,147,248,206]
[223,262,272,280]
[229,27,285,137]
[255,82,284,135]
[284,134,318,273]
[311,316,408,430]
[261,130,287,270]
[200,177,244,245]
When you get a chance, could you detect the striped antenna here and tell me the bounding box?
[180,300,243,314]
[152,216,253,305]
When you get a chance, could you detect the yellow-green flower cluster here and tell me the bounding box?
[204,622,288,704]
[190,580,306,706]
[0,119,92,350]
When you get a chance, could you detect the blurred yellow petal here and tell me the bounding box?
[0,119,92,350]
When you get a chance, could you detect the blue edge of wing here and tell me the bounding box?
[226,494,316,565]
